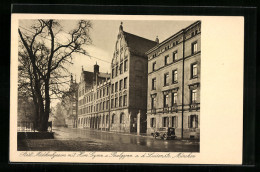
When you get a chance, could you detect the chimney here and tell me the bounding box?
[93,62,99,83]
[155,36,159,44]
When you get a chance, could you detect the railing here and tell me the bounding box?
[17,122,35,132]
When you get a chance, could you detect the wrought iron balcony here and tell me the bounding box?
[189,103,200,111]
[163,107,169,113]
[170,104,178,113]
[151,108,156,114]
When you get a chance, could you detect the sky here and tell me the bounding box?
[19,19,196,107]
[57,20,195,81]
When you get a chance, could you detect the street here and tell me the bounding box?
[18,127,199,152]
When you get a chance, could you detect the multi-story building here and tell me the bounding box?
[109,23,157,133]
[77,23,157,134]
[77,64,110,129]
[63,74,78,128]
[146,21,201,139]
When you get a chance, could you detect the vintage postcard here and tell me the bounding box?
[10,14,244,164]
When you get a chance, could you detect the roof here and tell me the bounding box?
[146,21,201,55]
[82,71,110,85]
[123,31,158,57]
[98,72,110,79]
[83,71,94,85]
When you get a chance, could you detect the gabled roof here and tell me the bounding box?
[83,71,94,85]
[98,72,110,79]
[123,31,157,57]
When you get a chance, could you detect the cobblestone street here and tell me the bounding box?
[18,127,199,152]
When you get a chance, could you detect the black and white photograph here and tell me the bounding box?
[10,14,244,164]
[17,19,200,152]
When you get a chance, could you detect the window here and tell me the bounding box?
[107,87,109,95]
[119,96,122,107]
[192,42,198,54]
[106,100,109,109]
[96,91,99,99]
[152,78,156,90]
[115,82,118,92]
[172,70,178,83]
[163,117,169,127]
[100,102,102,110]
[172,92,177,105]
[165,55,169,65]
[112,68,114,78]
[120,113,125,124]
[191,89,197,103]
[163,93,169,108]
[100,90,102,98]
[123,95,127,106]
[103,88,105,96]
[111,99,114,108]
[115,66,118,76]
[120,63,123,74]
[106,115,109,125]
[150,118,156,128]
[124,60,128,71]
[151,96,156,109]
[124,77,127,89]
[119,80,123,91]
[112,114,116,124]
[173,51,178,61]
[103,101,105,110]
[96,103,98,111]
[191,63,198,78]
[152,62,156,71]
[164,73,169,86]
[172,116,178,128]
[115,98,118,108]
[111,84,114,93]
[189,115,198,128]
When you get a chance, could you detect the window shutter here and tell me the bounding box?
[195,115,198,128]
[188,116,190,128]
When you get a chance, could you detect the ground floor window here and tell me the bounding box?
[172,116,178,128]
[162,117,169,127]
[188,115,198,128]
[150,118,156,128]
[120,113,125,124]
[112,114,116,124]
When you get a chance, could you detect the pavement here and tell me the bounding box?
[18,127,200,152]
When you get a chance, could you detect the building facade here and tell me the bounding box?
[77,23,157,134]
[146,21,201,139]
[63,75,78,128]
[77,64,110,130]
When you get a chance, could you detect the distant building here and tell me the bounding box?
[63,74,78,128]
[146,21,201,139]
[77,63,110,129]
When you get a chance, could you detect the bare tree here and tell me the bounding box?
[18,19,92,131]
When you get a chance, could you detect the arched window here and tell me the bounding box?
[120,113,125,124]
[106,115,109,124]
[112,114,116,124]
